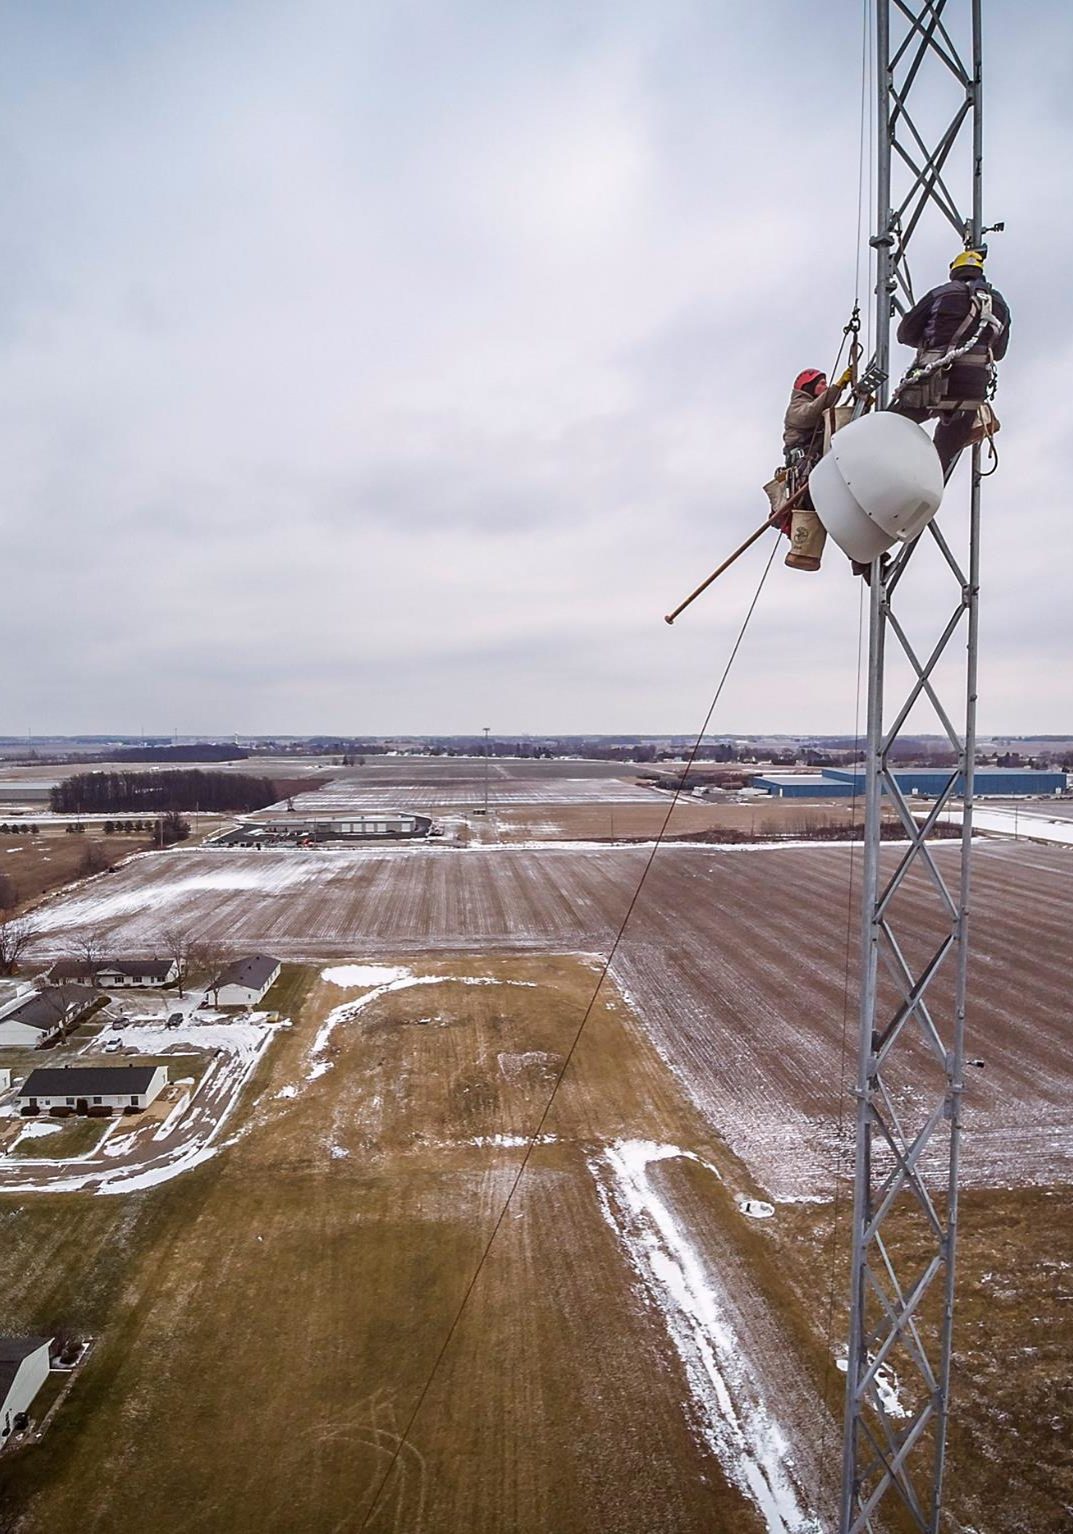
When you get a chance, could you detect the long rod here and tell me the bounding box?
[840,568,886,1533]
[933,14,984,1513]
[841,2,893,1526]
[874,0,893,410]
[664,483,815,625]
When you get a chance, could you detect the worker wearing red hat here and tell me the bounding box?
[780,366,853,570]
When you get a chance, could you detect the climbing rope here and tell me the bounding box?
[358,540,781,1530]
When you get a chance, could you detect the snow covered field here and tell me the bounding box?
[929,805,1073,845]
[21,837,1070,1198]
[267,775,659,813]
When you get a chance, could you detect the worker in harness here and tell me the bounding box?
[779,366,853,570]
[889,249,1010,475]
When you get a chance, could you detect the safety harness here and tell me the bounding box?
[890,285,1006,412]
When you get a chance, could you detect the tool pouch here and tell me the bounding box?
[763,468,793,533]
[899,350,950,411]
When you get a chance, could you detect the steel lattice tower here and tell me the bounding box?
[840,3,992,1530]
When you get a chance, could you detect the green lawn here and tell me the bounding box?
[8,1118,110,1159]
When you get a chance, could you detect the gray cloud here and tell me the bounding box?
[0,1,1067,735]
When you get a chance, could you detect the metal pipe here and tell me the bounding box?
[663,509,789,625]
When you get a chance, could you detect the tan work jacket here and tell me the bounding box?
[783,383,841,455]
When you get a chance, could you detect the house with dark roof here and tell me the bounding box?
[0,987,99,1050]
[18,1064,167,1115]
[44,957,179,988]
[0,1338,52,1442]
[206,954,281,1009]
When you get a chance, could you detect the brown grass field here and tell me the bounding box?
[0,832,150,913]
[0,958,1068,1532]
[0,959,793,1533]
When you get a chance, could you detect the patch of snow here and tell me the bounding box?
[497,1050,556,1079]
[925,806,1073,846]
[738,1198,775,1220]
[591,1140,819,1534]
[321,963,410,989]
[329,1144,350,1159]
[152,1091,191,1142]
[835,1353,908,1419]
[275,1084,298,1099]
[12,1121,63,1142]
[466,1132,557,1149]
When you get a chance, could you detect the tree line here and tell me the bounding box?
[50,769,279,815]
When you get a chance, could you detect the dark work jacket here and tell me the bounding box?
[897,276,1010,359]
[897,275,1010,405]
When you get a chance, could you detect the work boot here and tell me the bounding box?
[852,554,892,585]
[785,552,822,571]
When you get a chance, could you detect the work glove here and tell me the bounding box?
[836,367,854,388]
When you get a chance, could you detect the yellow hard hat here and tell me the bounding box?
[951,249,986,272]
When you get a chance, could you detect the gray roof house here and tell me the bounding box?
[0,986,99,1050]
[0,1337,52,1441]
[45,958,179,988]
[207,954,281,1009]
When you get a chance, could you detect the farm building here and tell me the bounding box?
[0,1338,52,1441]
[753,767,1067,799]
[0,1068,10,1092]
[0,986,99,1049]
[206,954,281,1009]
[18,1064,167,1115]
[44,958,179,988]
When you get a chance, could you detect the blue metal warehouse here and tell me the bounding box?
[825,767,1066,796]
[753,767,1066,799]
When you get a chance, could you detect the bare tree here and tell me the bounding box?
[0,872,17,913]
[70,929,110,986]
[157,925,192,997]
[186,937,229,1007]
[79,840,114,877]
[0,917,34,976]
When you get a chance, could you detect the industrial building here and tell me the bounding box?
[753,767,1067,799]
[221,812,431,846]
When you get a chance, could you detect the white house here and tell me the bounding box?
[207,954,281,1009]
[0,1337,52,1441]
[45,958,179,989]
[18,1064,168,1115]
[0,987,99,1050]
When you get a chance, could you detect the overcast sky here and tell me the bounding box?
[0,1,1067,737]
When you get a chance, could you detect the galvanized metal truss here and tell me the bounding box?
[840,3,986,1532]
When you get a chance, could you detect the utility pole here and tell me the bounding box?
[840,4,993,1531]
[483,727,491,816]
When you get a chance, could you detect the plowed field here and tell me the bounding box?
[25,838,1073,1195]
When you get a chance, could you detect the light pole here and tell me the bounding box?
[483,727,490,816]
